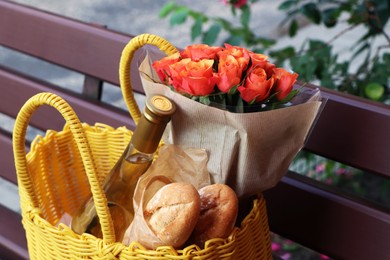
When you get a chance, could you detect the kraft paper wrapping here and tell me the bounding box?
[138,50,323,199]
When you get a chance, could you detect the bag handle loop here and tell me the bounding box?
[119,33,178,124]
[13,92,116,244]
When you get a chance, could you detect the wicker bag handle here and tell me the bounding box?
[13,92,116,244]
[119,33,178,124]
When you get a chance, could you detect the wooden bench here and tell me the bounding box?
[1,1,389,259]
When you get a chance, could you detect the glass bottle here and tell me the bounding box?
[71,94,176,241]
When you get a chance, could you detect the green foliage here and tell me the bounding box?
[159,0,390,103]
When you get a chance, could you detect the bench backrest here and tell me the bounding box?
[1,1,389,259]
[265,86,390,259]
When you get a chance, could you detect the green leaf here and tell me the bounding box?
[320,76,336,89]
[253,36,276,48]
[159,1,176,18]
[228,85,238,95]
[240,5,251,27]
[199,96,211,105]
[169,8,189,26]
[202,24,221,45]
[289,19,298,37]
[322,8,341,28]
[270,46,296,63]
[225,35,243,46]
[248,97,259,105]
[290,54,317,82]
[191,17,203,41]
[301,3,321,24]
[365,82,385,101]
[281,89,299,103]
[231,5,237,16]
[282,241,299,251]
[278,0,297,11]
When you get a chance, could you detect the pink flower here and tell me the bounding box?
[272,242,281,251]
[221,0,248,8]
[315,163,325,173]
[281,252,292,260]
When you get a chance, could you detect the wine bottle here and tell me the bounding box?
[71,94,176,241]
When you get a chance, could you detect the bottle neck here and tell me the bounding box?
[130,112,168,155]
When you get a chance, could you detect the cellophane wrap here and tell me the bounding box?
[138,49,323,199]
[122,145,210,249]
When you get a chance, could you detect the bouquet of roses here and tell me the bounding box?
[152,43,299,113]
[138,42,322,199]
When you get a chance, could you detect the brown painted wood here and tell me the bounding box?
[0,0,144,94]
[304,85,390,178]
[264,172,390,260]
[0,66,135,131]
[0,204,28,260]
[0,0,124,85]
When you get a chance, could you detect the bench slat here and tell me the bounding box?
[0,0,146,94]
[0,66,135,131]
[264,172,390,260]
[304,86,390,178]
[0,205,28,260]
[0,0,122,86]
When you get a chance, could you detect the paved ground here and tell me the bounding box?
[4,0,388,92]
[10,0,286,46]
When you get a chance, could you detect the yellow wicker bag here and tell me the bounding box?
[13,34,273,259]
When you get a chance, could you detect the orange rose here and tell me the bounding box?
[169,58,217,96]
[249,52,268,66]
[238,67,274,103]
[152,53,181,83]
[216,53,243,93]
[180,44,222,61]
[248,52,275,77]
[220,44,250,72]
[272,68,298,101]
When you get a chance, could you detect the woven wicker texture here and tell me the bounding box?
[12,34,273,259]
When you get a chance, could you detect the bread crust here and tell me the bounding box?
[144,182,201,248]
[192,184,238,246]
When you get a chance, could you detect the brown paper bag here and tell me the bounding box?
[122,145,210,248]
[138,49,323,199]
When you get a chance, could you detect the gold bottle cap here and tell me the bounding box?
[151,95,174,112]
[132,94,176,154]
[144,95,176,124]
